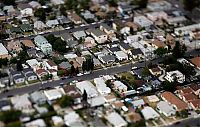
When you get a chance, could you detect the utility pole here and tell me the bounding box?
[144,44,147,67]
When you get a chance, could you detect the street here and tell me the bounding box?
[167,116,200,127]
[0,58,162,99]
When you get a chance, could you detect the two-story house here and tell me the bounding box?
[34,35,52,55]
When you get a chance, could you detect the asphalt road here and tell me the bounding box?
[167,117,200,127]
[0,58,162,99]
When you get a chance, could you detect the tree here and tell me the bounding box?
[183,0,200,11]
[108,0,118,7]
[0,58,8,67]
[172,41,187,58]
[70,65,75,75]
[142,67,150,76]
[131,0,148,8]
[57,95,74,108]
[57,70,65,77]
[2,0,15,5]
[16,60,23,71]
[75,67,79,74]
[162,81,176,92]
[82,61,86,73]
[82,89,87,102]
[0,110,21,123]
[154,47,168,57]
[34,8,46,21]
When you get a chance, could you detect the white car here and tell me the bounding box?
[131,66,138,70]
[77,73,83,77]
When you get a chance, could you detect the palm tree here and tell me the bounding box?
[144,44,148,67]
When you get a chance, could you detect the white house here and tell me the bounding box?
[51,0,64,5]
[34,35,52,55]
[94,77,111,95]
[127,35,143,44]
[43,60,58,71]
[0,43,11,59]
[157,101,176,117]
[147,95,160,103]
[44,89,63,101]
[106,112,128,127]
[46,20,59,28]
[76,81,98,98]
[146,11,168,22]
[11,94,32,111]
[73,31,86,40]
[134,16,153,27]
[87,29,108,44]
[114,51,128,61]
[113,81,127,92]
[17,3,33,17]
[26,59,40,71]
[165,70,185,83]
[141,106,160,120]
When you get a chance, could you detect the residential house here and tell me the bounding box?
[28,1,41,9]
[149,39,167,49]
[43,60,58,70]
[165,16,187,25]
[94,77,111,95]
[68,12,84,24]
[119,42,132,54]
[11,94,33,112]
[81,10,95,20]
[146,11,168,22]
[58,33,73,42]
[147,1,172,11]
[106,112,127,127]
[22,68,37,82]
[132,99,145,109]
[46,19,59,28]
[161,91,188,111]
[26,59,40,71]
[157,101,176,117]
[112,101,125,110]
[3,5,16,17]
[189,99,200,110]
[64,111,86,127]
[130,48,144,59]
[84,37,96,48]
[20,24,33,32]
[125,22,140,32]
[50,0,64,5]
[0,76,9,88]
[141,106,160,120]
[10,71,25,84]
[63,85,82,104]
[147,95,160,103]
[104,94,117,103]
[34,21,47,31]
[113,80,127,93]
[0,43,11,59]
[127,35,143,44]
[86,29,108,44]
[73,31,86,40]
[59,61,71,70]
[190,57,200,70]
[149,66,162,76]
[6,40,22,55]
[21,39,35,48]
[87,96,105,107]
[75,81,98,98]
[52,116,64,127]
[115,51,128,61]
[165,70,185,83]
[134,16,153,28]
[36,69,48,79]
[189,83,200,96]
[44,89,63,101]
[66,40,79,48]
[99,54,116,64]
[100,23,115,35]
[17,3,33,16]
[34,35,52,55]
[25,119,46,127]
[30,91,47,105]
